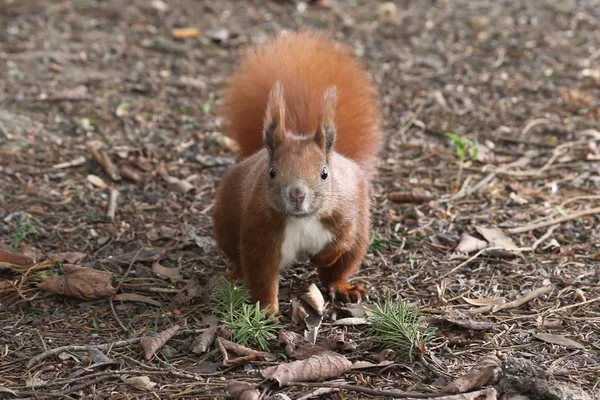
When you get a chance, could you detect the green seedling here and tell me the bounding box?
[369,235,389,255]
[445,133,479,162]
[211,278,283,351]
[12,214,37,249]
[367,298,436,362]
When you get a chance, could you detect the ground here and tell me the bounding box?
[1,0,599,399]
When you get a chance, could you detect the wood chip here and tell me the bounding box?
[456,233,488,253]
[172,28,200,39]
[475,226,518,250]
[442,355,502,393]
[299,283,325,316]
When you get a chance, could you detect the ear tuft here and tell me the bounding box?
[315,85,338,156]
[264,81,287,154]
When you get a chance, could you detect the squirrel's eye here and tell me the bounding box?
[320,167,328,180]
[269,166,276,179]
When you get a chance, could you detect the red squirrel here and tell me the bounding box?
[212,30,382,315]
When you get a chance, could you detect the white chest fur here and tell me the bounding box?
[279,215,334,269]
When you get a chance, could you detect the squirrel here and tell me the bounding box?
[212,30,382,315]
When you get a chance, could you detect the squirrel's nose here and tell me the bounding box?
[288,186,306,204]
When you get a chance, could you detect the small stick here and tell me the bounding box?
[286,382,491,399]
[107,188,119,220]
[507,207,600,234]
[493,285,552,312]
[109,297,130,334]
[542,296,600,316]
[531,226,557,251]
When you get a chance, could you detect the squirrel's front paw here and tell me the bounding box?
[327,280,367,303]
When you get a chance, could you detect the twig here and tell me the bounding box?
[494,285,552,312]
[398,101,425,143]
[520,118,551,137]
[507,207,600,234]
[286,382,473,399]
[59,374,119,395]
[531,226,557,251]
[542,296,600,316]
[114,248,141,294]
[27,329,207,368]
[109,297,130,334]
[107,188,119,220]
[427,246,528,283]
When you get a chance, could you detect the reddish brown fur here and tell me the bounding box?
[221,30,382,176]
[212,30,382,314]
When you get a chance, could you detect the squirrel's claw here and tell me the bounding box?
[328,280,367,303]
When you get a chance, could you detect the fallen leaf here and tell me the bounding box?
[227,381,259,400]
[374,349,396,362]
[121,376,156,389]
[172,28,200,39]
[217,337,273,367]
[163,175,195,194]
[462,297,506,307]
[331,317,370,326]
[388,190,434,204]
[300,283,325,316]
[25,377,46,388]
[87,174,108,188]
[119,163,144,182]
[112,293,163,307]
[190,361,219,374]
[38,264,116,300]
[0,386,17,396]
[140,325,180,360]
[278,330,326,360]
[49,252,87,264]
[351,360,394,370]
[291,298,309,325]
[261,351,352,385]
[532,333,585,349]
[0,249,34,266]
[558,87,598,113]
[475,226,518,250]
[87,141,121,181]
[173,277,206,305]
[192,325,218,354]
[88,347,115,366]
[442,355,502,393]
[152,261,182,282]
[433,310,495,331]
[335,303,366,318]
[147,226,178,242]
[456,233,488,253]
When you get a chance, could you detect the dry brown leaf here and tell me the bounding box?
[0,249,34,266]
[433,310,495,331]
[121,376,156,389]
[173,277,205,306]
[49,252,87,264]
[119,163,144,182]
[456,233,488,253]
[442,355,502,393]
[163,175,195,194]
[558,87,598,113]
[172,28,200,39]
[87,141,121,181]
[324,332,356,352]
[38,264,116,300]
[331,317,369,326]
[532,333,585,349]
[87,174,108,188]
[351,360,394,370]
[140,325,180,360]
[462,297,506,307]
[147,226,178,242]
[278,330,326,360]
[217,337,273,367]
[152,261,183,282]
[475,226,518,250]
[112,293,162,307]
[291,298,309,325]
[192,325,218,354]
[374,349,396,362]
[227,381,259,400]
[300,283,325,316]
[261,351,352,386]
[388,190,434,204]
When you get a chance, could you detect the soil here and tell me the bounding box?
[1,0,599,399]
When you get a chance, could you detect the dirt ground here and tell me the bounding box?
[1,0,599,399]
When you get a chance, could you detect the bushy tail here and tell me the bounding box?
[219,30,382,176]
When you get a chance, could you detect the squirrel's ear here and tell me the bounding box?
[264,81,287,154]
[315,86,338,157]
